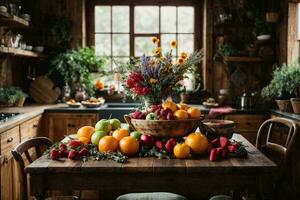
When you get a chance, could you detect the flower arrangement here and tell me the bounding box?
[116,37,203,106]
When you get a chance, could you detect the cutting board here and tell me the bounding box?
[29,76,61,104]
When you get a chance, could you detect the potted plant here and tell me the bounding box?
[261,62,300,112]
[49,47,106,97]
[0,87,27,107]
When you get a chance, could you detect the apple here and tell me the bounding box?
[130,131,142,140]
[95,120,112,134]
[146,112,158,120]
[140,134,155,147]
[155,140,164,150]
[165,138,177,153]
[91,130,106,146]
[109,118,121,130]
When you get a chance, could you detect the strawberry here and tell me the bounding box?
[232,142,240,149]
[222,149,228,158]
[59,143,67,150]
[165,138,177,153]
[209,148,219,161]
[69,140,83,149]
[155,140,164,150]
[50,149,60,160]
[216,147,223,157]
[220,137,230,149]
[211,138,220,148]
[131,111,142,119]
[228,145,238,153]
[68,150,79,160]
[79,147,89,157]
[59,149,69,158]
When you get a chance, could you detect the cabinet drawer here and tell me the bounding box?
[1,126,20,160]
[20,115,42,142]
[224,114,267,132]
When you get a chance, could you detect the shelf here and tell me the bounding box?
[223,56,263,62]
[0,11,29,28]
[0,47,44,58]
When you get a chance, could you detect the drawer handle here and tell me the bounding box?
[7,137,13,143]
[3,157,8,164]
[33,124,38,128]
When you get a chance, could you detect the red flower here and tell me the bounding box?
[126,72,144,88]
[132,86,151,95]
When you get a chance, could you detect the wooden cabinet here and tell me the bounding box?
[1,126,21,200]
[224,114,268,145]
[20,115,43,142]
[46,113,98,142]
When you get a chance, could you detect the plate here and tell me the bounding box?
[66,102,81,108]
[202,102,219,108]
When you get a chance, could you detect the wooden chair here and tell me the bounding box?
[11,137,79,200]
[256,117,298,199]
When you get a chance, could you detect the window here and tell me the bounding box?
[88,1,202,88]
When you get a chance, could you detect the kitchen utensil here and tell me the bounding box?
[202,119,236,138]
[240,91,254,108]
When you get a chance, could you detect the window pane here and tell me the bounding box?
[112,6,129,33]
[95,34,111,56]
[178,34,194,53]
[112,34,129,56]
[135,6,159,33]
[178,7,194,33]
[95,6,111,33]
[161,34,176,56]
[135,37,155,57]
[112,57,130,68]
[161,6,176,33]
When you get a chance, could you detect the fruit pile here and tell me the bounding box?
[208,137,248,161]
[130,100,202,120]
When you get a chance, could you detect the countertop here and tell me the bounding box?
[1,102,291,133]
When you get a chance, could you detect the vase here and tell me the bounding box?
[290,98,300,114]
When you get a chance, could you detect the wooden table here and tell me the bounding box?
[25,134,276,200]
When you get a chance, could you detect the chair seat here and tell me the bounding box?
[116,192,188,200]
[209,195,232,200]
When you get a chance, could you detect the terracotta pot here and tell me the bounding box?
[290,98,300,114]
[124,115,203,137]
[266,12,279,23]
[275,99,293,112]
[15,96,26,107]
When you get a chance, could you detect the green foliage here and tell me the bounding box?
[49,47,106,96]
[261,62,300,99]
[49,17,72,47]
[0,87,27,105]
[218,43,237,56]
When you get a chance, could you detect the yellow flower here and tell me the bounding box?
[150,59,156,66]
[151,37,159,44]
[159,56,165,62]
[149,78,158,85]
[177,57,185,64]
[170,40,177,48]
[180,52,188,59]
[153,47,161,56]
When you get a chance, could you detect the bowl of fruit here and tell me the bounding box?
[81,97,105,108]
[124,101,204,137]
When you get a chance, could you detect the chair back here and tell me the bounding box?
[256,117,298,198]
[11,137,53,200]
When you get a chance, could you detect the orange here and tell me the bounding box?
[95,80,105,90]
[173,143,190,159]
[112,128,130,141]
[162,100,177,112]
[187,107,201,119]
[98,136,118,152]
[77,126,95,140]
[78,136,90,144]
[185,132,208,155]
[173,109,189,120]
[119,136,139,156]
[177,103,189,111]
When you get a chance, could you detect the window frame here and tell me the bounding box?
[87,0,203,64]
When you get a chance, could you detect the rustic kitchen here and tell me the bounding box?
[0,0,300,200]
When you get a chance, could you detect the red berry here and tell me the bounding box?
[68,150,79,160]
[69,140,83,149]
[165,138,176,153]
[228,145,238,153]
[209,148,219,161]
[79,148,89,157]
[138,112,147,120]
[50,149,60,160]
[211,138,220,148]
[59,149,68,158]
[131,111,142,119]
[222,149,228,158]
[216,147,223,157]
[155,140,164,150]
[59,143,67,150]
[220,137,230,149]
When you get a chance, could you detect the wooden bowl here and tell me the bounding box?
[202,119,236,138]
[124,115,203,137]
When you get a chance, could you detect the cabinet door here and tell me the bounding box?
[1,156,14,200]
[20,115,43,142]
[47,113,98,142]
[224,114,267,145]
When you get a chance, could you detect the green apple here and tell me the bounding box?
[91,130,106,146]
[146,112,158,120]
[109,118,121,130]
[130,131,142,140]
[95,120,112,134]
